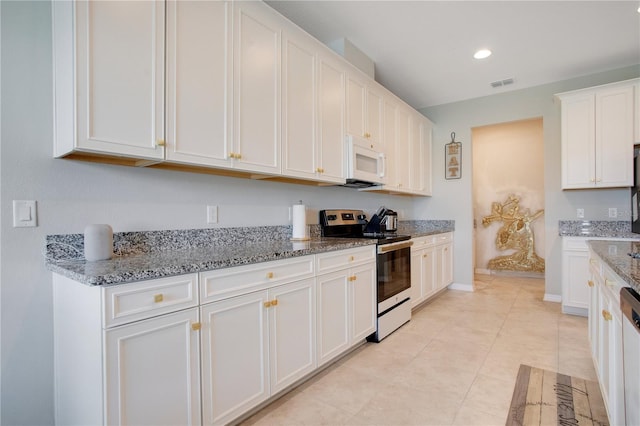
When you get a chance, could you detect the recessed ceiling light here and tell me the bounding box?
[474,49,492,59]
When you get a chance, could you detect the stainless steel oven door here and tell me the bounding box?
[376,240,412,305]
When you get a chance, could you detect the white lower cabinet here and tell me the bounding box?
[53,273,201,426]
[316,246,377,367]
[53,247,376,426]
[562,237,591,315]
[588,249,626,425]
[105,309,202,426]
[410,233,453,309]
[200,278,316,425]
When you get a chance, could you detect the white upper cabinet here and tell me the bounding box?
[558,79,637,189]
[346,73,383,144]
[233,1,282,174]
[165,1,232,167]
[53,1,165,160]
[281,25,345,184]
[316,51,347,183]
[635,80,640,143]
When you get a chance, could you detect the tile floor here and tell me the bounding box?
[241,274,597,425]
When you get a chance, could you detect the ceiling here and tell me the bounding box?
[266,1,640,110]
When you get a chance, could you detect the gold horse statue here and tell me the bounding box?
[482,194,545,273]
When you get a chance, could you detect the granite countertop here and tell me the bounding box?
[558,220,640,239]
[587,240,640,294]
[45,221,455,286]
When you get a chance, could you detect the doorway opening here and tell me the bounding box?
[472,117,545,278]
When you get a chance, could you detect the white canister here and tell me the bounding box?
[84,224,113,261]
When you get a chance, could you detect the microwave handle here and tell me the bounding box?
[378,153,386,178]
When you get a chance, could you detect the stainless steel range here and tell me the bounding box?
[319,209,412,342]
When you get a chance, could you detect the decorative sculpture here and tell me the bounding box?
[481,194,545,273]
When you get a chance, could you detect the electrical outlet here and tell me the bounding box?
[576,208,584,219]
[608,208,617,218]
[207,205,218,224]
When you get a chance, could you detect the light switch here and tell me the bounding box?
[13,200,37,227]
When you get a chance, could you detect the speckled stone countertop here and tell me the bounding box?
[45,221,454,286]
[587,240,640,294]
[558,220,640,239]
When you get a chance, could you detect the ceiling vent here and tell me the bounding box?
[491,78,515,88]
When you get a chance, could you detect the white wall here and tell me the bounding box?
[419,64,640,299]
[473,118,545,273]
[0,2,415,424]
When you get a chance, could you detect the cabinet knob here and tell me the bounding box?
[271,298,278,306]
[266,272,274,279]
[602,309,612,321]
[191,322,201,331]
[264,301,272,308]
[349,256,355,262]
[229,153,242,159]
[605,279,615,288]
[348,275,357,282]
[153,294,164,303]
[156,139,166,147]
[587,280,594,287]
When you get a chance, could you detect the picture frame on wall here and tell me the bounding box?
[445,132,462,180]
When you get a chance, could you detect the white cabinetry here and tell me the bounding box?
[165,1,232,168]
[281,26,345,184]
[232,1,281,174]
[588,249,626,425]
[346,73,384,144]
[199,256,316,425]
[557,79,637,189]
[561,237,591,315]
[316,246,377,366]
[410,233,453,309]
[52,0,165,160]
[53,273,201,426]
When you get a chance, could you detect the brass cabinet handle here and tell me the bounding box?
[271,299,278,306]
[264,299,278,308]
[154,294,164,303]
[156,139,166,147]
[266,272,274,279]
[602,309,612,321]
[229,153,242,159]
[316,167,324,173]
[349,256,355,262]
[348,275,357,282]
[589,259,597,265]
[191,322,201,331]
[605,279,615,288]
[587,280,594,288]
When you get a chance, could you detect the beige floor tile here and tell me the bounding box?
[240,274,598,426]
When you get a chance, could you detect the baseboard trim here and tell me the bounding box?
[448,282,474,292]
[543,293,562,303]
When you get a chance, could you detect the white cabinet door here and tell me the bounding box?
[165,1,232,167]
[559,81,635,189]
[409,115,426,194]
[561,93,595,188]
[436,240,453,290]
[269,279,316,394]
[316,270,350,366]
[282,29,317,181]
[410,247,425,308]
[346,75,366,139]
[595,85,634,188]
[394,107,411,191]
[383,99,399,188]
[201,291,270,426]
[420,118,433,196]
[350,263,377,342]
[105,308,201,426]
[636,81,640,143]
[233,1,281,174]
[317,53,346,183]
[562,239,590,315]
[366,87,384,144]
[55,1,165,160]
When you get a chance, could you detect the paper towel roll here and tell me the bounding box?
[84,224,113,261]
[291,204,309,241]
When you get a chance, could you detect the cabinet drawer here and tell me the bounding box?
[411,236,433,249]
[564,238,588,251]
[434,232,453,244]
[316,246,376,275]
[103,274,198,328]
[200,256,315,303]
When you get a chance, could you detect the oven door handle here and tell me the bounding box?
[377,240,413,253]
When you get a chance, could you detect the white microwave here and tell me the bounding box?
[344,135,386,187]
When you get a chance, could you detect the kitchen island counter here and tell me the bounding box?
[587,240,640,294]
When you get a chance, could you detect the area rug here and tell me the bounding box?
[506,364,608,426]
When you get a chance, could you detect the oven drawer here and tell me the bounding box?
[316,245,376,274]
